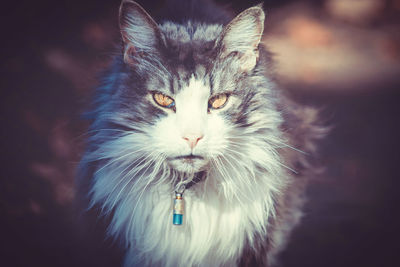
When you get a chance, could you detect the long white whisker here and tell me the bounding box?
[94,147,149,174]
[212,157,247,206]
[126,157,164,234]
[107,152,158,210]
[222,152,256,186]
[73,129,132,142]
[224,144,295,173]
[274,140,308,155]
[275,161,298,174]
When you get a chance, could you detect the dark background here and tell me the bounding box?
[1,0,400,266]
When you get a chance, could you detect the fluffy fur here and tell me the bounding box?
[78,1,326,266]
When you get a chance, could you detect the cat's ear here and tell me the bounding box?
[119,0,162,65]
[218,4,265,72]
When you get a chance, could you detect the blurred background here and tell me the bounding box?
[1,0,400,266]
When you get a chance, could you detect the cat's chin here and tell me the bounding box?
[167,157,208,173]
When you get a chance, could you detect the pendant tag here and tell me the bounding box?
[173,180,187,225]
[173,192,184,225]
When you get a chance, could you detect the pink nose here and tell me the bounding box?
[183,134,203,149]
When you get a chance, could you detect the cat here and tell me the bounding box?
[78,0,326,266]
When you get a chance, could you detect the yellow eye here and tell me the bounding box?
[209,93,228,109]
[153,92,175,109]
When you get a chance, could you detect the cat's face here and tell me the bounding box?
[148,75,239,173]
[114,1,268,175]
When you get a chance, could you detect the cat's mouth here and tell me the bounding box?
[170,155,205,164]
[172,155,204,161]
[167,154,207,172]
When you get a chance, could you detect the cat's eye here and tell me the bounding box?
[153,92,175,109]
[209,93,228,110]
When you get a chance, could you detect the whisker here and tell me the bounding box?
[73,128,137,143]
[275,161,298,174]
[212,157,248,205]
[107,152,159,210]
[222,152,256,183]
[126,158,164,233]
[274,140,308,155]
[222,141,298,174]
[93,147,148,175]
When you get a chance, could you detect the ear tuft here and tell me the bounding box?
[218,5,265,72]
[119,0,161,64]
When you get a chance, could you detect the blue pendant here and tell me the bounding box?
[173,193,184,225]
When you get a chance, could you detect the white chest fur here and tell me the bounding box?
[120,178,273,267]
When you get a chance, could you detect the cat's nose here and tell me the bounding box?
[182,134,204,149]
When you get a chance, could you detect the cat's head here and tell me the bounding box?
[103,1,280,176]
